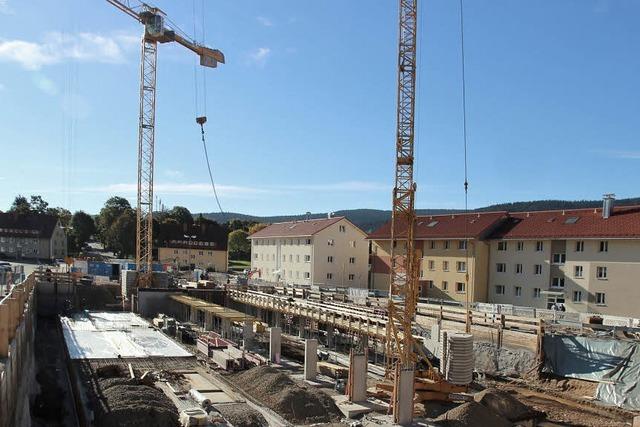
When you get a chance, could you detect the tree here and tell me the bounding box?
[168,206,193,225]
[228,229,250,260]
[9,195,31,214]
[29,195,49,214]
[48,207,72,227]
[71,211,96,249]
[105,209,136,257]
[97,197,132,245]
[248,223,268,235]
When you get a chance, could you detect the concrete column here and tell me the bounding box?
[394,367,415,425]
[349,353,367,402]
[269,327,281,363]
[221,319,231,338]
[326,326,334,348]
[304,339,318,380]
[298,317,305,339]
[274,312,281,328]
[360,334,369,351]
[243,320,254,349]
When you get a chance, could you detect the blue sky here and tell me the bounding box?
[1,0,639,216]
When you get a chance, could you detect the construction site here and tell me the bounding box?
[2,0,640,426]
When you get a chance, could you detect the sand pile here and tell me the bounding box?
[434,401,511,427]
[474,388,541,421]
[95,378,179,427]
[233,365,341,424]
[474,342,536,377]
[215,403,268,427]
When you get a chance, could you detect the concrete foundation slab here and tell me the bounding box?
[201,390,236,404]
[304,339,318,380]
[269,327,281,363]
[332,395,386,418]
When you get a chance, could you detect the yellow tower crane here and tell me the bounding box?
[106,0,224,280]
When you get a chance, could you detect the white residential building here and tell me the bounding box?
[248,216,369,288]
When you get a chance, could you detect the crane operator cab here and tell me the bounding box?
[140,9,166,39]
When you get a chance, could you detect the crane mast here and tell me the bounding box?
[106,0,224,276]
[386,0,419,422]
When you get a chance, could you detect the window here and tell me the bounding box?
[515,286,522,297]
[304,255,311,262]
[456,261,466,272]
[306,239,312,245]
[495,285,505,295]
[349,257,356,264]
[458,240,467,250]
[596,292,606,305]
[551,277,565,288]
[497,241,508,251]
[442,281,448,290]
[420,270,424,278]
[349,240,356,248]
[515,263,523,274]
[599,241,608,252]
[296,255,300,262]
[339,225,346,232]
[198,251,203,255]
[536,241,544,252]
[552,253,566,265]
[289,255,293,262]
[254,253,258,259]
[575,241,584,252]
[327,256,333,263]
[533,288,541,298]
[282,255,286,262]
[456,282,465,293]
[304,272,310,279]
[327,239,335,246]
[428,260,435,271]
[596,266,607,279]
[429,241,436,249]
[496,263,506,273]
[534,264,543,275]
[574,265,583,278]
[344,273,353,281]
[442,261,449,271]
[444,240,450,250]
[426,280,434,289]
[173,249,178,254]
[516,241,524,251]
[326,273,333,280]
[572,291,583,303]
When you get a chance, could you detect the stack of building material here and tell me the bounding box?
[439,331,474,385]
[196,332,232,357]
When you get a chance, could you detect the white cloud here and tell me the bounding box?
[77,180,387,199]
[596,150,640,160]
[256,16,273,27]
[247,47,271,67]
[0,0,13,15]
[32,74,58,95]
[0,31,137,70]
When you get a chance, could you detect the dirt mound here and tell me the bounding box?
[95,378,179,427]
[433,401,511,427]
[474,388,541,421]
[215,403,268,427]
[232,365,341,424]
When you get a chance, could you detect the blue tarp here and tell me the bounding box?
[544,335,640,410]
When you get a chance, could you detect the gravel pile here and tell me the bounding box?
[95,378,179,427]
[232,365,341,425]
[433,401,511,427]
[474,388,541,421]
[215,403,268,427]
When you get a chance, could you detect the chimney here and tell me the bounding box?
[327,212,334,219]
[602,194,615,219]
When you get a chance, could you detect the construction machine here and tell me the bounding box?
[106,0,224,287]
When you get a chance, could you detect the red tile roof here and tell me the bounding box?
[248,216,345,238]
[367,211,508,240]
[490,206,640,239]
